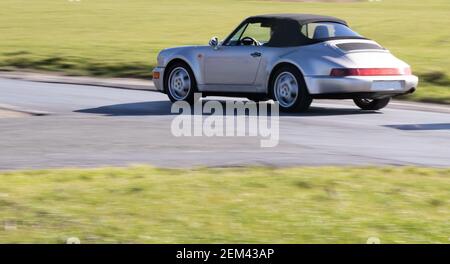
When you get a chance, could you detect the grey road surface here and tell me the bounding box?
[0,78,449,170]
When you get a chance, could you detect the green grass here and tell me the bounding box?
[0,0,449,103]
[0,166,448,243]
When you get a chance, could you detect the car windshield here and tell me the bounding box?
[301,22,362,40]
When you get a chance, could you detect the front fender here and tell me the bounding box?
[158,46,206,86]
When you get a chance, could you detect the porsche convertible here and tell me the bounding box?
[152,14,418,112]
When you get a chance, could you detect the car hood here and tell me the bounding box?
[161,45,203,52]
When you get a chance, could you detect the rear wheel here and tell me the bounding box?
[270,65,312,112]
[164,61,197,104]
[353,98,391,110]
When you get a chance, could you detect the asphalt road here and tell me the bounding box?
[0,77,449,170]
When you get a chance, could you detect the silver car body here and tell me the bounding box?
[153,17,418,97]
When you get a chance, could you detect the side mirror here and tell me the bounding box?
[209,36,219,50]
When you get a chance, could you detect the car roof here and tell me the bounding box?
[245,13,347,26]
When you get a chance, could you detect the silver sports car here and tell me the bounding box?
[152,14,418,112]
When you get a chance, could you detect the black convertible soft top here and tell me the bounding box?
[244,13,347,26]
[224,14,354,47]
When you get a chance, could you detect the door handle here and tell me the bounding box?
[250,52,262,57]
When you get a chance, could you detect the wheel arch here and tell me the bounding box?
[163,58,198,91]
[267,62,309,97]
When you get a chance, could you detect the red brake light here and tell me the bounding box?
[404,67,412,75]
[330,68,409,77]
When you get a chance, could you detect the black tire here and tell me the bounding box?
[164,61,197,104]
[247,94,269,102]
[270,65,312,112]
[353,98,391,110]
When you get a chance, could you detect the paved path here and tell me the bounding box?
[0,78,449,170]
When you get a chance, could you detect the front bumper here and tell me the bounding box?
[152,67,165,92]
[304,75,419,95]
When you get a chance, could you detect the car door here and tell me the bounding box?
[202,21,270,86]
[203,46,262,85]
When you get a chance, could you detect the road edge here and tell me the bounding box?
[0,71,156,91]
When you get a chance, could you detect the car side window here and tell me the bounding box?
[226,24,247,46]
[301,22,362,40]
[303,23,332,39]
[225,22,271,46]
[241,23,271,44]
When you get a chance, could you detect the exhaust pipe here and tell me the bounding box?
[393,88,416,98]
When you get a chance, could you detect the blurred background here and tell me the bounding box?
[0,0,449,103]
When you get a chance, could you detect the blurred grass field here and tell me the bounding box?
[0,166,448,243]
[0,0,449,103]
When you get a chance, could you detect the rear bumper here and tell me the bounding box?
[304,75,419,95]
[152,67,165,92]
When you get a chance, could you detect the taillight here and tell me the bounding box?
[330,68,411,77]
[403,67,412,75]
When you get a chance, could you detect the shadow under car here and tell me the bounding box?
[74,100,381,117]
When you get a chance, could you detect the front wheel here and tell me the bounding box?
[353,98,391,110]
[164,62,197,104]
[270,65,312,112]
